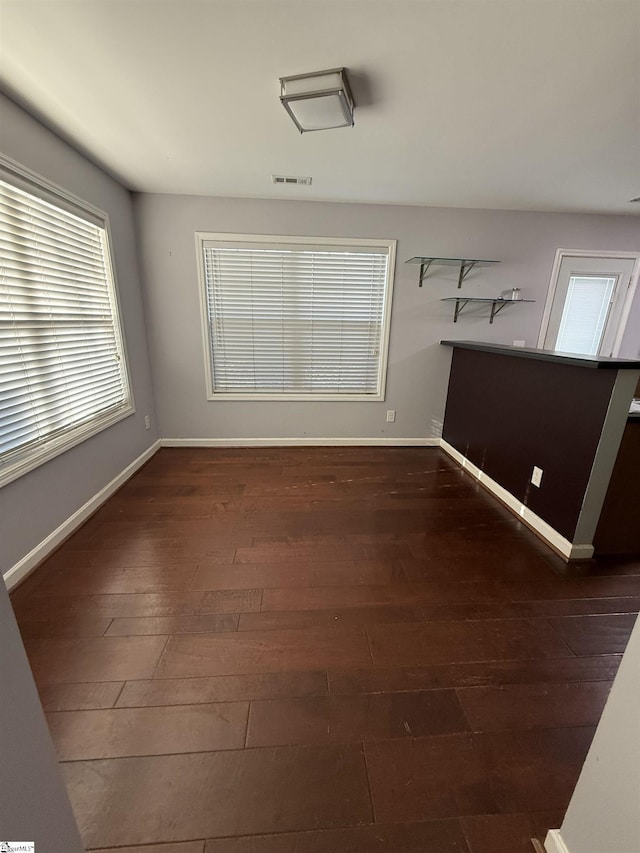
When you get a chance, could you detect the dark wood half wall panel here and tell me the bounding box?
[442,348,616,540]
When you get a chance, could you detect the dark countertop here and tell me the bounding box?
[441,340,640,370]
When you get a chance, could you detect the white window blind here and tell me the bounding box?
[0,164,132,486]
[198,236,395,400]
[556,275,616,355]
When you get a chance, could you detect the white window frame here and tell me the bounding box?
[195,232,396,401]
[0,155,134,488]
[538,248,640,357]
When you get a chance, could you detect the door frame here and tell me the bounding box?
[537,249,640,356]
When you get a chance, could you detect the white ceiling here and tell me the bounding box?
[1,0,639,215]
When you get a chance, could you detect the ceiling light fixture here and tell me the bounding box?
[279,68,355,133]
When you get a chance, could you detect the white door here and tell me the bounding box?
[542,254,637,357]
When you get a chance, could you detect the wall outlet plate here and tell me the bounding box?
[386,409,396,422]
[531,466,543,487]
[144,415,151,430]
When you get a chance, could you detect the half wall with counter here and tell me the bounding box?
[440,340,640,559]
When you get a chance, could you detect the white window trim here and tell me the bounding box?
[195,232,396,402]
[0,155,135,489]
[537,248,640,356]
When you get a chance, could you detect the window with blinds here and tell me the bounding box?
[0,160,133,487]
[197,234,396,400]
[555,275,617,356]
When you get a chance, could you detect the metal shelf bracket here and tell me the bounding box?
[417,260,434,286]
[406,257,500,288]
[489,300,511,323]
[457,261,480,288]
[442,296,535,323]
[453,298,470,322]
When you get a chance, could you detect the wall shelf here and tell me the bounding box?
[405,256,500,288]
[442,296,535,324]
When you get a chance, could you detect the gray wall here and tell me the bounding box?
[134,193,640,442]
[0,579,85,851]
[554,614,640,853]
[0,94,159,577]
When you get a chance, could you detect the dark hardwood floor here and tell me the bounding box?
[10,447,640,853]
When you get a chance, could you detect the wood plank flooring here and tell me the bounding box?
[10,447,640,853]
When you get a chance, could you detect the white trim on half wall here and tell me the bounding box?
[544,829,572,853]
[440,439,594,561]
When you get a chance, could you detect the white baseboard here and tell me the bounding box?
[440,440,594,561]
[162,437,440,447]
[545,829,571,853]
[3,440,161,591]
[5,435,592,590]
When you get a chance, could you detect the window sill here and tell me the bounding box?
[207,392,385,402]
[0,403,135,489]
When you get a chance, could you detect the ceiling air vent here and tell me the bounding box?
[272,175,312,186]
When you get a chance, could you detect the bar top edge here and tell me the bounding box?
[440,340,640,369]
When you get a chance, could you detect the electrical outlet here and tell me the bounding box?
[386,409,396,423]
[513,340,526,347]
[531,466,543,487]
[144,415,151,430]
